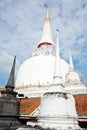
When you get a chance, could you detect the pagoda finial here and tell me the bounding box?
[69,53,74,71]
[6,56,16,87]
[53,29,62,84]
[45,8,50,22]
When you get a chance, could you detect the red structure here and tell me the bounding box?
[20,95,87,116]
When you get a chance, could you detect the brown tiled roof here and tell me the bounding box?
[20,98,40,115]
[74,94,87,115]
[20,94,87,116]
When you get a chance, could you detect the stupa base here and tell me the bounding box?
[27,116,82,130]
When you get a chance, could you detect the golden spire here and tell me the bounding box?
[45,9,50,22]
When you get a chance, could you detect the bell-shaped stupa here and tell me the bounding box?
[31,30,81,130]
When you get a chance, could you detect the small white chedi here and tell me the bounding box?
[27,30,81,130]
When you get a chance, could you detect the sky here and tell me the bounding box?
[0,0,87,87]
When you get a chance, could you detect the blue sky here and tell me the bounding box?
[0,0,87,87]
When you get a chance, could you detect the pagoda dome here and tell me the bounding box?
[15,55,69,87]
[15,10,69,89]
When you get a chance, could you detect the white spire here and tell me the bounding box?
[53,30,62,84]
[69,53,74,71]
[38,9,54,48]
